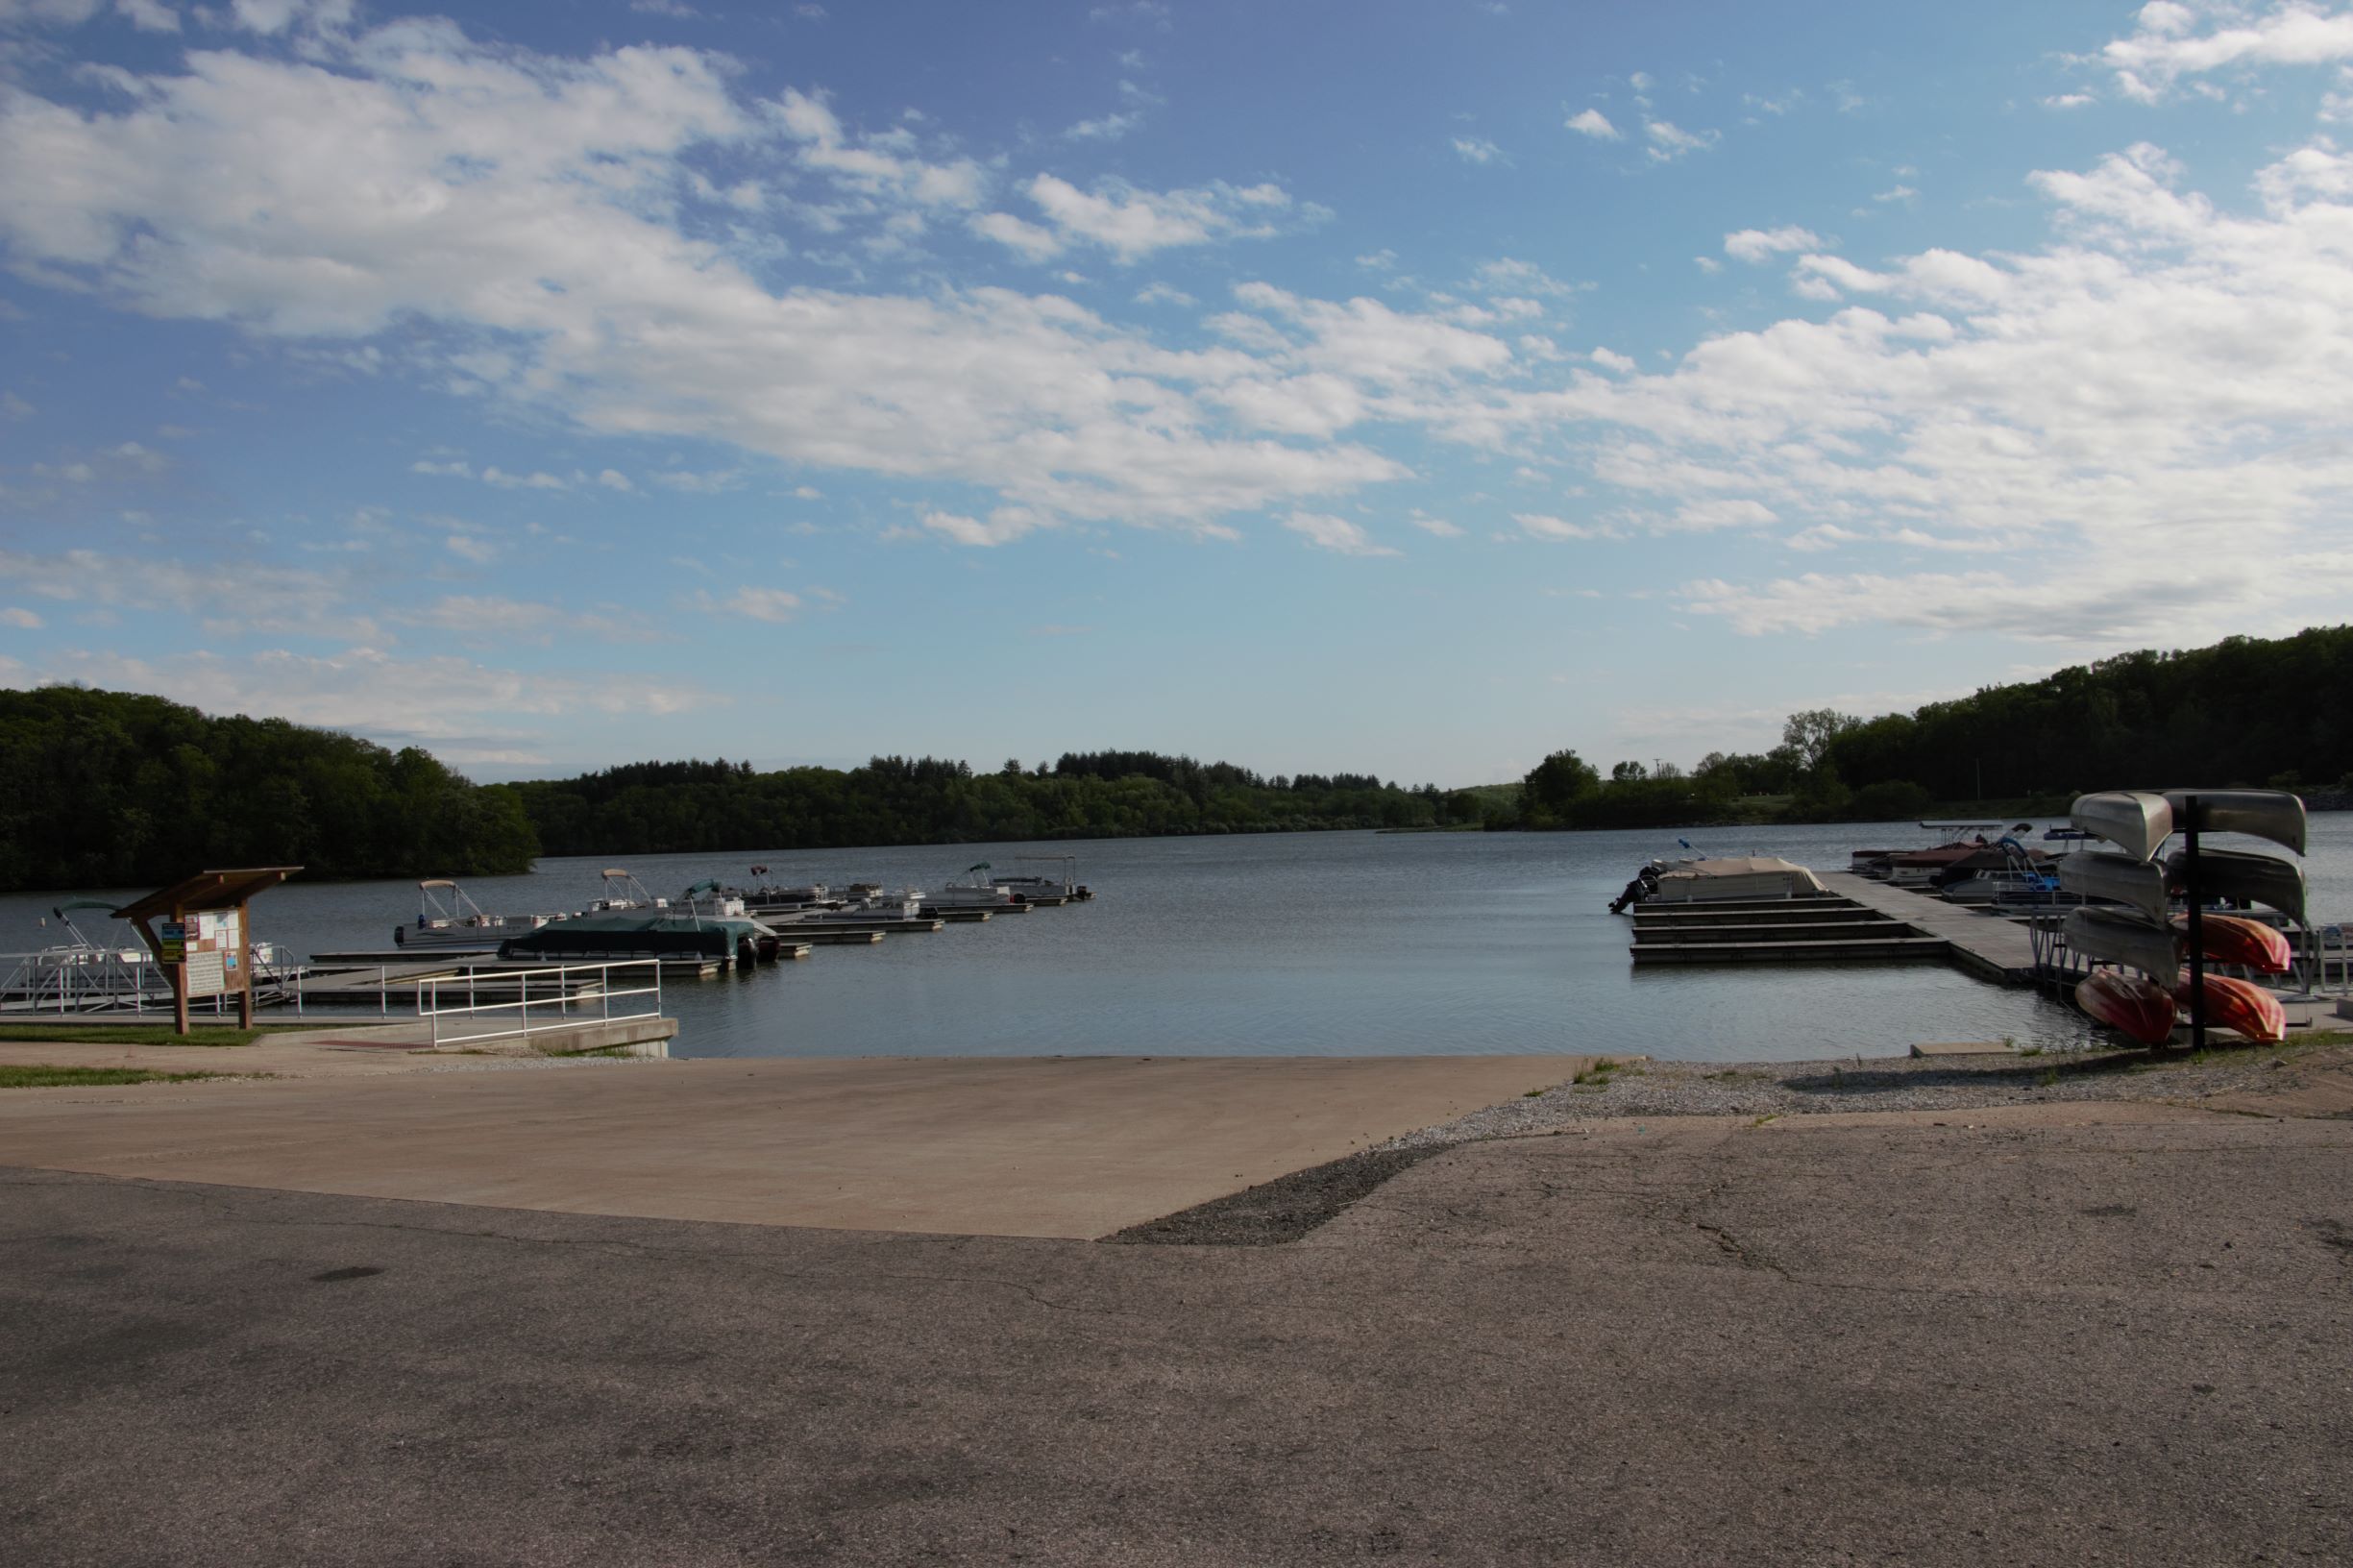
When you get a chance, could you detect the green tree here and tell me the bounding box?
[1521,750,1602,825]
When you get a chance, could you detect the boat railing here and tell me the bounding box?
[418,959,664,1048]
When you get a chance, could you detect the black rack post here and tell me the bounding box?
[2182,794,2205,1052]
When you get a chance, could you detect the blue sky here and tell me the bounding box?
[5,0,2353,784]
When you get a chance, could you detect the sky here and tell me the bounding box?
[3,0,2353,786]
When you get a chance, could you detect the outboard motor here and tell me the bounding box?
[1609,865,1661,915]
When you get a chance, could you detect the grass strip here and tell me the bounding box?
[0,1065,246,1089]
[0,1022,316,1047]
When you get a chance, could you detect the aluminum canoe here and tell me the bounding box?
[2055,849,2169,921]
[2069,791,2173,862]
[2161,790,2306,856]
[2063,906,2180,985]
[2162,845,2307,924]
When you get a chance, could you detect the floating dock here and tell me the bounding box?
[1627,875,2050,985]
[1816,872,2042,983]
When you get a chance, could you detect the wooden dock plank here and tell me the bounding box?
[1817,871,2042,983]
[1632,919,1918,943]
[1630,936,1949,964]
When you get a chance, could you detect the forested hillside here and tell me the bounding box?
[507,753,1484,855]
[10,625,2345,894]
[0,687,539,893]
[1516,625,2353,830]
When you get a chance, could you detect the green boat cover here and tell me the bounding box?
[499,912,771,962]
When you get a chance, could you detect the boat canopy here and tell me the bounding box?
[502,911,770,962]
[1646,856,1826,903]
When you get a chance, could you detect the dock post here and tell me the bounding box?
[2183,795,2206,1052]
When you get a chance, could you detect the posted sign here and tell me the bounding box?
[178,909,245,998]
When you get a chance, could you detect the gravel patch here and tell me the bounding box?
[1104,1147,1439,1247]
[1118,1035,2353,1246]
[1385,1035,2353,1148]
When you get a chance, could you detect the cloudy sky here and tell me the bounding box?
[4,0,2352,782]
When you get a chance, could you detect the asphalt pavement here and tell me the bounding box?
[6,1107,2349,1565]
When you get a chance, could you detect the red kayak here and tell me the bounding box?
[2074,968,2178,1046]
[2170,913,2293,975]
[2172,974,2288,1043]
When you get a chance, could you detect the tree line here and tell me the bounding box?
[8,625,2344,892]
[506,752,1477,856]
[0,685,538,894]
[1515,625,2353,831]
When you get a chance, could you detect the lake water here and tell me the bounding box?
[8,817,2348,1063]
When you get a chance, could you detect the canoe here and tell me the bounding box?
[2161,790,2305,856]
[2074,968,2178,1047]
[2170,912,2293,975]
[2055,849,2169,921]
[2070,791,2172,862]
[2062,907,2180,985]
[2163,845,2307,923]
[2172,974,2287,1043]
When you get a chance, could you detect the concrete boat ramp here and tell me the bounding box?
[0,1051,1579,1239]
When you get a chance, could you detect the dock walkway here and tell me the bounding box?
[1818,871,2042,984]
[1628,874,2044,985]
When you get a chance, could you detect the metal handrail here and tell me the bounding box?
[421,959,663,1047]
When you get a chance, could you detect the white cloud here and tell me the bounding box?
[1564,108,1620,140]
[481,466,567,491]
[921,506,1051,547]
[396,594,565,633]
[1453,135,1506,164]
[1410,516,1465,538]
[1472,257,1575,298]
[1066,110,1143,142]
[597,469,634,492]
[969,209,1064,261]
[445,534,498,564]
[231,0,352,34]
[1016,173,1299,261]
[0,547,354,639]
[1,606,42,628]
[722,585,800,622]
[1589,347,1636,373]
[1435,136,2353,645]
[1132,281,1195,306]
[651,469,743,494]
[1283,511,1400,556]
[2101,1,2353,101]
[2043,92,2096,110]
[1,392,32,419]
[1512,513,1608,542]
[772,86,988,210]
[1724,226,1822,263]
[1644,119,1718,161]
[17,645,717,759]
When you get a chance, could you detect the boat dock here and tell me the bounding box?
[1629,875,2040,982]
[1817,871,2043,983]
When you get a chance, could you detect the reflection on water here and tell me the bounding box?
[5,816,2346,1063]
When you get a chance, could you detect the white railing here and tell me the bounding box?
[419,959,664,1047]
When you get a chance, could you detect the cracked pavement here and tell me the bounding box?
[6,1106,2351,1565]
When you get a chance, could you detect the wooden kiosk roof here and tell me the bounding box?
[114,867,301,922]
